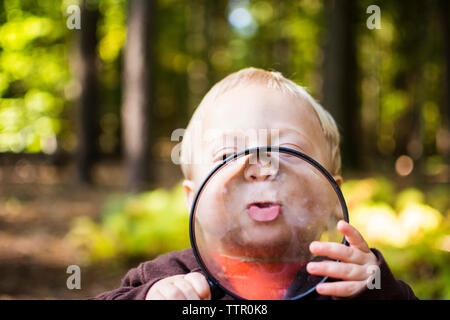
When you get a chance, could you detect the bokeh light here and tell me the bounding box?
[228,6,257,37]
[228,7,252,29]
[395,155,414,176]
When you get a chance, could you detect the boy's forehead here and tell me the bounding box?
[185,84,332,174]
[199,84,323,141]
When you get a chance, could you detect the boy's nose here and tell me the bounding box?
[244,157,279,182]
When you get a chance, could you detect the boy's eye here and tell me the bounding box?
[214,153,232,162]
[221,153,232,161]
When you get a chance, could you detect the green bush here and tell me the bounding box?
[342,177,450,299]
[66,183,190,264]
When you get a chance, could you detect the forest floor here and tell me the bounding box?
[0,156,182,299]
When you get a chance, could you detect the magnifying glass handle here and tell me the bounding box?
[207,279,225,300]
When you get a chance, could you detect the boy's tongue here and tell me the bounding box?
[248,203,281,221]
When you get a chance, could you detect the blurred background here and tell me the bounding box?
[0,0,449,299]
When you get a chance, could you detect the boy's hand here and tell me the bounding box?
[306,220,379,298]
[146,272,211,300]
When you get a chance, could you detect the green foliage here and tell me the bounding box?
[66,183,190,264]
[342,177,450,299]
[0,0,70,153]
[0,0,127,154]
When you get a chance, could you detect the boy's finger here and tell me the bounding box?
[158,283,187,300]
[315,281,366,297]
[309,241,367,264]
[184,272,211,300]
[307,261,369,281]
[146,288,166,300]
[173,279,201,300]
[337,220,370,253]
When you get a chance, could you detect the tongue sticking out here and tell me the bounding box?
[248,203,281,222]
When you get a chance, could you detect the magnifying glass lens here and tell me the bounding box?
[190,147,347,300]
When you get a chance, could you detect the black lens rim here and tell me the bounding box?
[189,146,349,300]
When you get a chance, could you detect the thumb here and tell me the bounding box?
[184,272,211,300]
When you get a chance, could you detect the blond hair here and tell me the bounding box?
[180,67,341,179]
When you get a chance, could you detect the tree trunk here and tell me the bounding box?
[393,0,428,179]
[322,0,360,170]
[439,0,450,162]
[76,0,100,184]
[121,0,154,192]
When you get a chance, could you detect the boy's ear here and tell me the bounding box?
[182,179,196,210]
[333,175,343,188]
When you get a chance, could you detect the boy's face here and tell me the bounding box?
[185,84,343,261]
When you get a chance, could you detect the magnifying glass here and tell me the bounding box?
[189,146,349,300]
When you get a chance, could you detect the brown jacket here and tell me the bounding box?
[90,248,418,300]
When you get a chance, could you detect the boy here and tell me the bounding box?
[92,68,417,300]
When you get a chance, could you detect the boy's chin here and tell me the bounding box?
[220,228,299,259]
